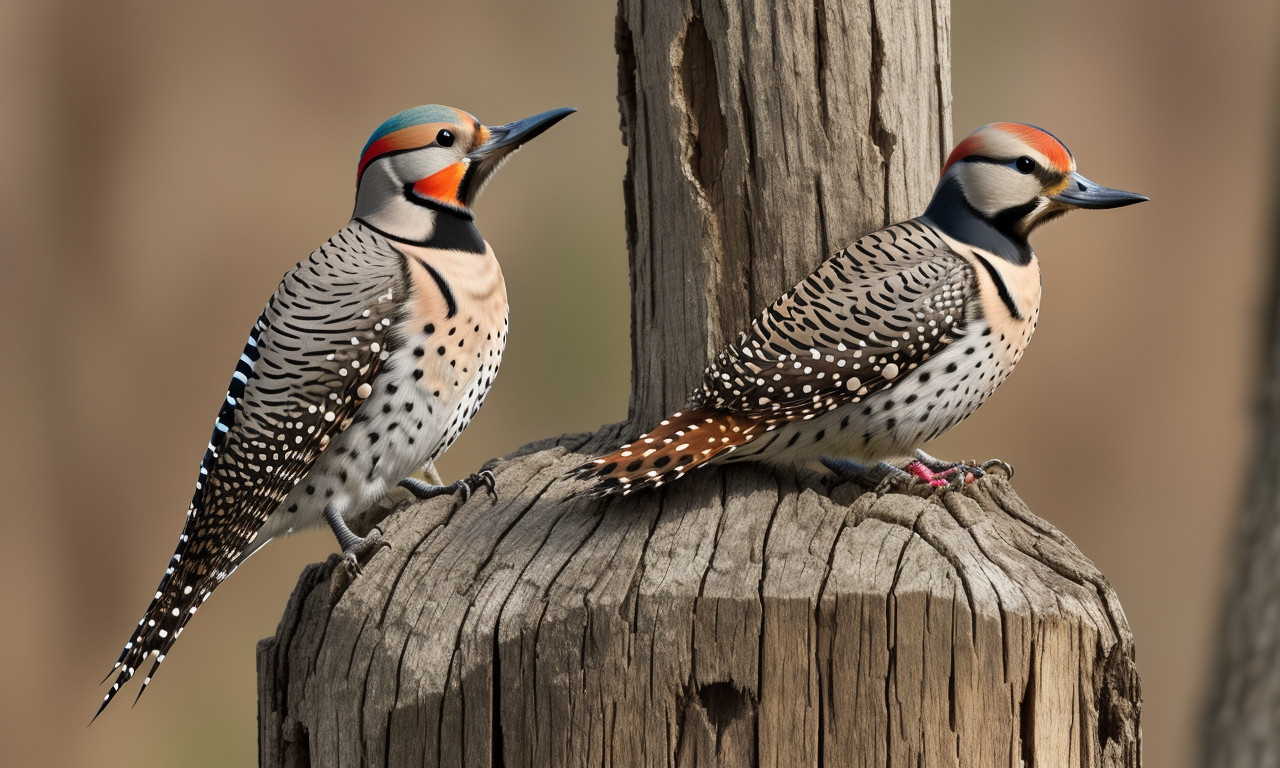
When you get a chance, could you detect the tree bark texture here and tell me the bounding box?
[618,0,951,427]
[1201,104,1280,767]
[258,1,1142,766]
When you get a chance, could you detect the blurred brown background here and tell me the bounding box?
[1,1,1275,766]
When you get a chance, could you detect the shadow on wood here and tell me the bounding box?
[258,428,1139,767]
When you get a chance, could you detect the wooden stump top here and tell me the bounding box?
[258,429,1140,767]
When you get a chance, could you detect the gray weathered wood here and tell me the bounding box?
[258,441,1139,767]
[619,0,951,426]
[258,0,1141,765]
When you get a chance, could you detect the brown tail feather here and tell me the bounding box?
[571,407,770,496]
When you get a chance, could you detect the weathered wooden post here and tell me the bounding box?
[258,1,1142,765]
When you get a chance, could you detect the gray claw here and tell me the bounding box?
[343,528,390,573]
[457,470,497,503]
[979,458,1014,478]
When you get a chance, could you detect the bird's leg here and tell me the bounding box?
[820,457,930,490]
[822,455,958,491]
[399,469,498,503]
[323,503,389,574]
[820,457,881,486]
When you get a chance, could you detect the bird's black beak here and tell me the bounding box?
[1051,171,1148,209]
[459,107,576,206]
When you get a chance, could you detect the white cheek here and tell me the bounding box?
[389,146,458,185]
[958,164,1040,216]
[352,158,435,241]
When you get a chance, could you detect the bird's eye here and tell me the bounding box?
[1015,156,1035,174]
[436,129,456,148]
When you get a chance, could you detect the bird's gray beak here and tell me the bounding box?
[459,107,576,206]
[1051,171,1148,209]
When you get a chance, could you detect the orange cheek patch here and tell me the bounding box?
[412,161,468,207]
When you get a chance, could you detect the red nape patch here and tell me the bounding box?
[991,122,1072,172]
[941,134,984,175]
[411,162,468,207]
[941,122,1073,176]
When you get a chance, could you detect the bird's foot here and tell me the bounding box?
[399,470,497,504]
[341,528,390,575]
[822,453,1011,495]
[903,460,960,487]
[912,449,1014,483]
[329,528,391,604]
[457,470,498,502]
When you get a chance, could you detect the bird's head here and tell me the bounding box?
[928,122,1147,241]
[352,104,575,243]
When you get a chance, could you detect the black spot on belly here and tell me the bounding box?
[413,369,423,380]
[653,456,671,468]
[599,462,617,475]
[786,433,801,448]
[626,459,644,472]
[813,430,825,442]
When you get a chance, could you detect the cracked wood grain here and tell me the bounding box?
[258,439,1140,767]
[258,0,1141,764]
[618,0,952,428]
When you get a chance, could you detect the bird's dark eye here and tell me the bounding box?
[436,129,455,148]
[1015,156,1035,174]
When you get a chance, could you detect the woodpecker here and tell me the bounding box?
[97,104,574,716]
[576,122,1145,496]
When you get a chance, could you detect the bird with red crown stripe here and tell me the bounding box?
[573,122,1145,496]
[96,104,574,718]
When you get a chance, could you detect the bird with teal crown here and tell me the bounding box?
[97,104,574,717]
